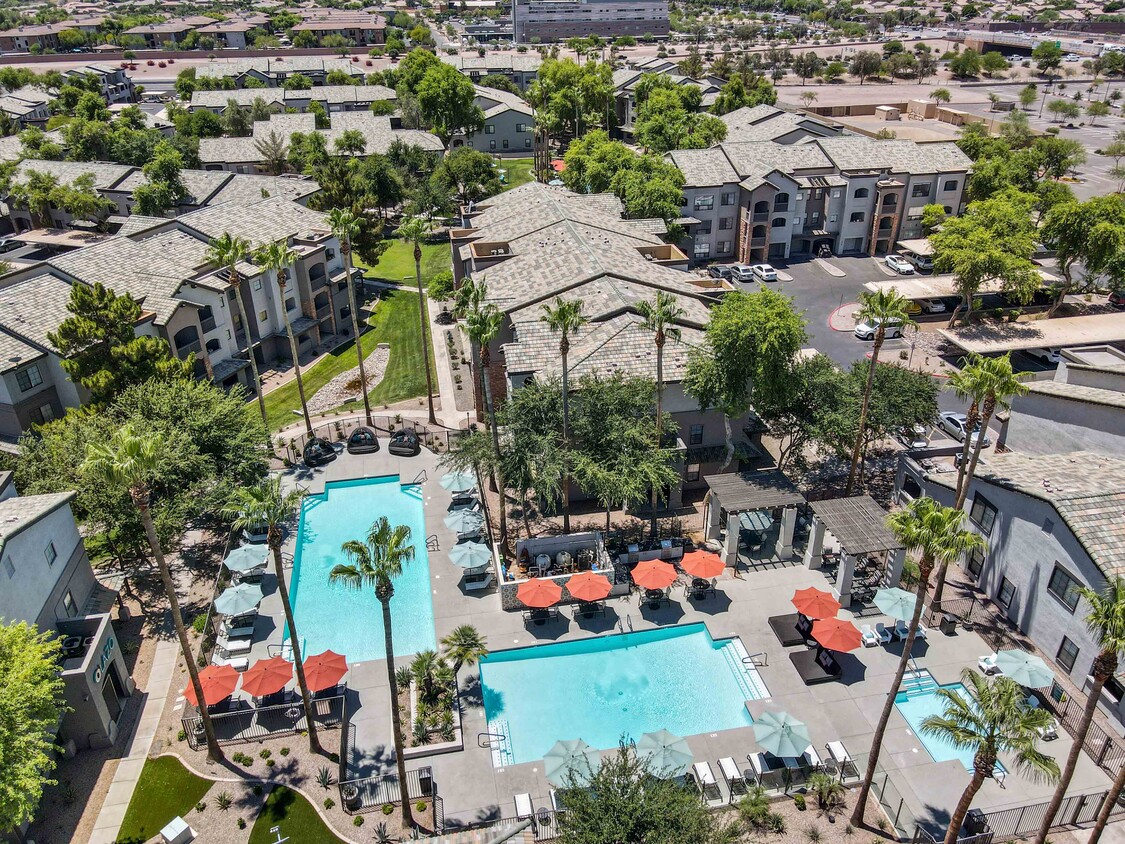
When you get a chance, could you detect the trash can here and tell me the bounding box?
[940,613,958,635]
[418,766,433,796]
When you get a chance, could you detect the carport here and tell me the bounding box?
[939,312,1125,354]
[802,496,905,607]
[703,471,806,566]
[863,267,1058,301]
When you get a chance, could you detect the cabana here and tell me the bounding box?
[703,471,806,565]
[803,496,906,607]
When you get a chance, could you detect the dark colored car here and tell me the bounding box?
[303,437,337,466]
[388,429,421,456]
[1109,290,1125,309]
[707,265,733,280]
[346,426,380,454]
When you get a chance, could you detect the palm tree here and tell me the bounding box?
[397,215,437,425]
[206,233,266,424]
[844,288,915,495]
[222,479,321,755]
[254,240,312,438]
[329,517,416,830]
[922,670,1059,844]
[82,427,223,762]
[850,497,985,828]
[327,208,372,427]
[1032,577,1125,844]
[539,297,588,534]
[1087,758,1125,844]
[636,292,683,538]
[440,624,488,675]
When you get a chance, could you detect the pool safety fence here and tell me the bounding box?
[181,692,345,749]
[862,754,920,840]
[280,416,468,461]
[338,766,437,815]
[194,528,240,666]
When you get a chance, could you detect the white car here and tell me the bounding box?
[896,424,930,449]
[854,317,904,340]
[1065,53,1081,62]
[751,263,778,281]
[885,255,915,274]
[938,412,992,447]
[1025,347,1061,364]
[919,298,947,314]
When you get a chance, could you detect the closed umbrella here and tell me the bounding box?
[566,571,612,602]
[183,664,239,707]
[874,587,917,620]
[753,711,810,758]
[680,550,725,580]
[449,541,492,569]
[241,656,293,698]
[303,650,348,693]
[223,544,268,573]
[544,739,601,786]
[440,470,476,492]
[517,577,562,608]
[632,560,678,590]
[445,509,484,533]
[995,650,1055,688]
[812,618,863,653]
[636,730,693,777]
[791,587,841,620]
[214,582,264,616]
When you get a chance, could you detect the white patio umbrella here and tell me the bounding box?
[995,650,1055,688]
[445,509,484,533]
[636,730,693,777]
[753,711,810,758]
[449,541,492,569]
[874,587,918,620]
[214,582,264,616]
[440,470,476,492]
[544,739,601,786]
[223,544,268,573]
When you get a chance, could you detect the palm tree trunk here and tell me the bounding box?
[952,400,980,508]
[851,558,931,827]
[234,282,268,424]
[846,334,882,495]
[344,242,373,427]
[481,353,508,548]
[1086,753,1125,844]
[560,344,572,535]
[935,401,987,609]
[649,341,664,539]
[140,504,223,762]
[944,765,990,844]
[414,245,437,426]
[280,280,314,438]
[271,539,322,754]
[381,595,415,831]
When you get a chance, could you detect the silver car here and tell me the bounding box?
[938,412,992,447]
[731,264,756,282]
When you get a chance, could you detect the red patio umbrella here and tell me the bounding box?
[812,618,863,653]
[183,664,239,708]
[680,550,725,580]
[518,577,563,608]
[566,571,612,602]
[632,559,678,590]
[241,655,293,698]
[303,650,348,693]
[792,587,841,620]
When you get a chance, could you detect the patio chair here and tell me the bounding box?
[978,654,1002,675]
[746,752,767,785]
[1037,718,1060,741]
[718,757,747,802]
[211,654,249,671]
[644,588,669,608]
[216,636,252,657]
[826,741,859,781]
[550,790,568,813]
[692,761,724,806]
[893,619,910,640]
[916,622,929,640]
[514,793,534,821]
[860,625,879,647]
[801,744,823,770]
[874,623,892,645]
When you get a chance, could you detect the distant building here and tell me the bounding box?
[612,64,722,138]
[121,16,213,48]
[194,57,367,88]
[450,85,535,156]
[464,17,514,42]
[512,0,669,42]
[290,13,385,45]
[188,84,397,116]
[65,64,136,104]
[194,15,270,49]
[440,53,542,90]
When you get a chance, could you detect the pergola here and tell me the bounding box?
[703,471,806,565]
[804,496,905,606]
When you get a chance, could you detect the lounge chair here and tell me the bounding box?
[514,793,533,821]
[978,654,1002,675]
[893,619,910,640]
[211,654,249,671]
[874,623,892,644]
[550,790,567,813]
[916,622,929,640]
[216,636,252,657]
[692,761,724,806]
[860,625,879,647]
[826,741,858,781]
[718,757,747,802]
[801,744,823,769]
[746,752,767,784]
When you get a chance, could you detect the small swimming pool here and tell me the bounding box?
[479,623,768,767]
[895,678,1007,775]
[287,477,435,663]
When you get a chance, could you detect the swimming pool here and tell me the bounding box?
[895,678,1007,775]
[287,477,435,663]
[478,623,768,767]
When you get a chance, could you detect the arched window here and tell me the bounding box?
[771,217,786,228]
[205,338,221,354]
[773,193,790,210]
[854,188,870,199]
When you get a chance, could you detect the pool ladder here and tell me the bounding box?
[619,613,634,632]
[427,534,440,552]
[743,652,768,667]
[410,469,428,485]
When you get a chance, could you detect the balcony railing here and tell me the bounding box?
[316,304,333,319]
[752,212,770,222]
[178,340,202,358]
[199,317,217,334]
[750,237,767,248]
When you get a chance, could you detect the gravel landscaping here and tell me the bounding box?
[306,344,391,415]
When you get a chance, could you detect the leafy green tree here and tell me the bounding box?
[792,52,824,83]
[415,63,484,143]
[254,130,289,176]
[134,140,187,216]
[396,47,441,95]
[1041,195,1125,315]
[333,128,367,157]
[1086,99,1110,125]
[1019,83,1038,109]
[1033,41,1063,77]
[921,203,946,235]
[205,233,266,423]
[431,146,502,205]
[527,58,616,141]
[930,86,952,104]
[540,297,588,535]
[561,130,685,223]
[636,292,682,535]
[221,101,252,137]
[281,72,313,91]
[950,48,983,77]
[74,91,109,122]
[849,50,883,83]
[0,621,66,834]
[633,85,727,153]
[478,73,521,95]
[981,51,1010,77]
[822,61,848,82]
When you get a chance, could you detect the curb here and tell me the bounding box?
[827,303,859,331]
[863,351,952,379]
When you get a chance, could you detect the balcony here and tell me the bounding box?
[199,316,217,334]
[773,204,790,213]
[752,212,770,222]
[750,237,768,248]
[178,340,202,358]
[309,273,328,291]
[316,304,333,320]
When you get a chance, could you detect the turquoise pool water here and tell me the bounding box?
[479,623,767,767]
[895,682,1007,774]
[287,477,435,663]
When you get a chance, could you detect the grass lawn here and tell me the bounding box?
[499,157,535,190]
[116,757,212,844]
[248,786,345,844]
[354,237,448,286]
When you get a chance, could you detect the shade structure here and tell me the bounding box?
[517,577,563,608]
[680,550,725,580]
[739,510,775,532]
[449,541,492,569]
[183,664,239,707]
[223,544,268,573]
[440,470,476,492]
[632,560,678,590]
[566,571,612,602]
[995,650,1055,688]
[791,587,841,620]
[445,508,484,533]
[812,618,863,653]
[636,729,693,777]
[303,650,348,693]
[544,739,601,786]
[214,582,264,616]
[874,587,918,620]
[753,711,810,758]
[241,656,293,697]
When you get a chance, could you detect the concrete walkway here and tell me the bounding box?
[427,295,465,429]
[87,636,180,844]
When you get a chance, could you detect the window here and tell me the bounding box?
[284,297,296,312]
[689,424,703,445]
[831,190,841,198]
[693,241,711,258]
[943,179,958,192]
[998,577,1016,610]
[850,212,865,223]
[516,122,526,132]
[771,217,786,228]
[719,217,733,230]
[686,463,700,482]
[718,240,732,253]
[721,192,735,206]
[774,193,790,210]
[1057,636,1080,672]
[694,195,714,211]
[1048,565,1082,612]
[258,309,268,321]
[45,541,56,566]
[485,124,495,134]
[16,364,42,392]
[792,217,802,226]
[796,192,805,201]
[911,184,931,198]
[28,403,53,425]
[489,140,496,150]
[966,546,985,579]
[829,214,838,223]
[969,492,997,534]
[697,220,712,234]
[503,139,509,149]
[524,138,532,148]
[252,278,262,291]
[854,188,870,199]
[63,590,77,618]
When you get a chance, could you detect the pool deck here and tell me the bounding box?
[264,447,1110,837]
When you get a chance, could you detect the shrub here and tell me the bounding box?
[324,797,335,810]
[794,793,806,810]
[738,786,771,830]
[767,812,786,834]
[382,803,395,815]
[216,791,233,811]
[280,747,290,756]
[316,766,335,789]
[427,269,455,301]
[416,800,427,812]
[266,758,276,767]
[807,772,845,811]
[252,785,263,796]
[237,818,246,830]
[354,815,365,826]
[177,729,187,742]
[804,826,824,843]
[259,749,271,759]
[191,614,208,634]
[196,801,207,812]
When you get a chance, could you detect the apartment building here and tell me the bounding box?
[188,84,397,116]
[440,53,543,90]
[194,57,366,89]
[0,88,50,129]
[122,16,215,48]
[612,66,721,138]
[0,23,65,52]
[194,15,270,49]
[450,86,535,156]
[512,0,670,41]
[290,13,386,45]
[65,64,136,105]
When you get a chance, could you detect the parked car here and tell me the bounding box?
[731,264,756,282]
[388,429,421,456]
[919,298,947,314]
[901,249,934,272]
[896,424,931,450]
[938,412,992,447]
[1065,53,1081,61]
[1110,290,1125,309]
[707,264,733,280]
[0,238,21,254]
[1024,347,1061,364]
[854,317,904,340]
[751,263,778,281]
[885,254,915,274]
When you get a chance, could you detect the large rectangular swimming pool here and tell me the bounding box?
[287,477,435,663]
[479,623,768,767]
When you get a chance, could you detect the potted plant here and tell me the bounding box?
[341,783,360,810]
[960,608,975,631]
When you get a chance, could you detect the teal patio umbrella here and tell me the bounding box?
[753,711,810,758]
[874,587,917,620]
[440,470,476,492]
[449,541,492,569]
[995,650,1055,688]
[544,739,601,786]
[636,730,693,777]
[223,544,268,573]
[445,509,484,533]
[214,582,263,616]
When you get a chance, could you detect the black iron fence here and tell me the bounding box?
[182,693,345,750]
[277,415,467,463]
[337,766,436,815]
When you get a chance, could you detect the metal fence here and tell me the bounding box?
[337,766,436,815]
[182,693,345,750]
[865,756,920,840]
[278,416,466,463]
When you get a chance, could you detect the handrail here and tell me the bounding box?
[410,469,428,485]
[743,652,768,667]
[427,534,440,552]
[478,731,506,748]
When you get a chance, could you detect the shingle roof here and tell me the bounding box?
[0,491,76,543]
[441,53,542,73]
[207,174,320,207]
[666,148,740,187]
[17,159,133,191]
[1025,380,1125,410]
[474,85,533,118]
[177,195,330,245]
[812,137,971,175]
[721,104,839,143]
[0,272,73,358]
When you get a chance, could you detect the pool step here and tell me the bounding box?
[488,719,515,768]
[901,669,938,698]
[721,639,771,701]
